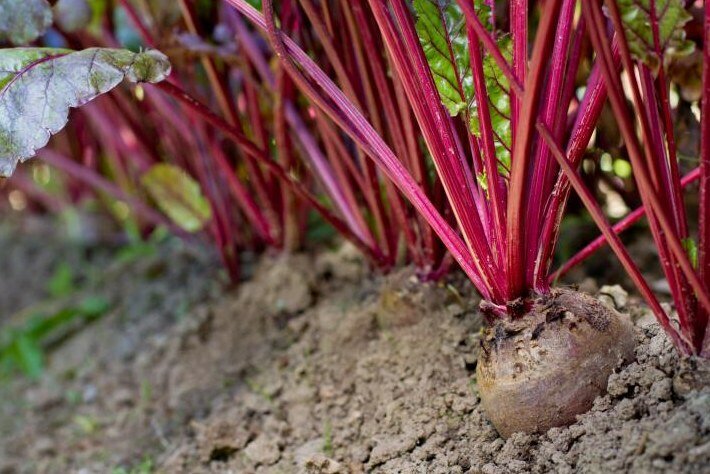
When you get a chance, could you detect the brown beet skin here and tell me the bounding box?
[476,289,636,438]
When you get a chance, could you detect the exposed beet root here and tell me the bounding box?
[476,289,636,438]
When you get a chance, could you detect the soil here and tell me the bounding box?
[0,221,708,473]
[0,216,94,317]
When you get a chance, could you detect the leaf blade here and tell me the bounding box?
[0,47,171,176]
[413,0,472,118]
[482,36,512,171]
[615,0,694,71]
[141,164,212,233]
[414,0,511,171]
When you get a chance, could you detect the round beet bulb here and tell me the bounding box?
[477,289,636,438]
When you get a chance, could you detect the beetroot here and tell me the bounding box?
[477,289,635,438]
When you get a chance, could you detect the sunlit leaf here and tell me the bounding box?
[413,0,511,172]
[615,0,694,72]
[483,37,512,171]
[476,171,488,197]
[613,159,632,178]
[0,47,171,177]
[0,0,52,45]
[413,0,473,119]
[141,164,212,233]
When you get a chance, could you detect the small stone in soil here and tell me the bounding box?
[598,285,629,310]
[244,435,281,466]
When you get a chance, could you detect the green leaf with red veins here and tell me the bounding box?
[615,0,695,72]
[0,48,171,177]
[483,36,512,172]
[414,0,510,172]
[141,164,212,233]
[0,0,52,45]
[413,0,474,119]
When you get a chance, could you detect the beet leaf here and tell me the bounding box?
[0,48,171,177]
[412,0,475,124]
[615,0,694,71]
[141,163,212,233]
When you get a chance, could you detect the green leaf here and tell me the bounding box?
[87,0,109,35]
[413,0,473,118]
[483,37,512,172]
[413,0,511,173]
[77,296,110,317]
[0,298,109,379]
[141,164,212,233]
[48,262,75,298]
[0,0,52,45]
[613,159,632,178]
[13,334,44,379]
[0,47,171,177]
[615,0,695,72]
[682,237,698,269]
[476,171,488,192]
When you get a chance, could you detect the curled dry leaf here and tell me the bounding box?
[669,49,703,102]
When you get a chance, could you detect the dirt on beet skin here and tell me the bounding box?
[0,222,708,474]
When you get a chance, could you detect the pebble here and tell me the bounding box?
[598,285,629,310]
[244,435,281,466]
